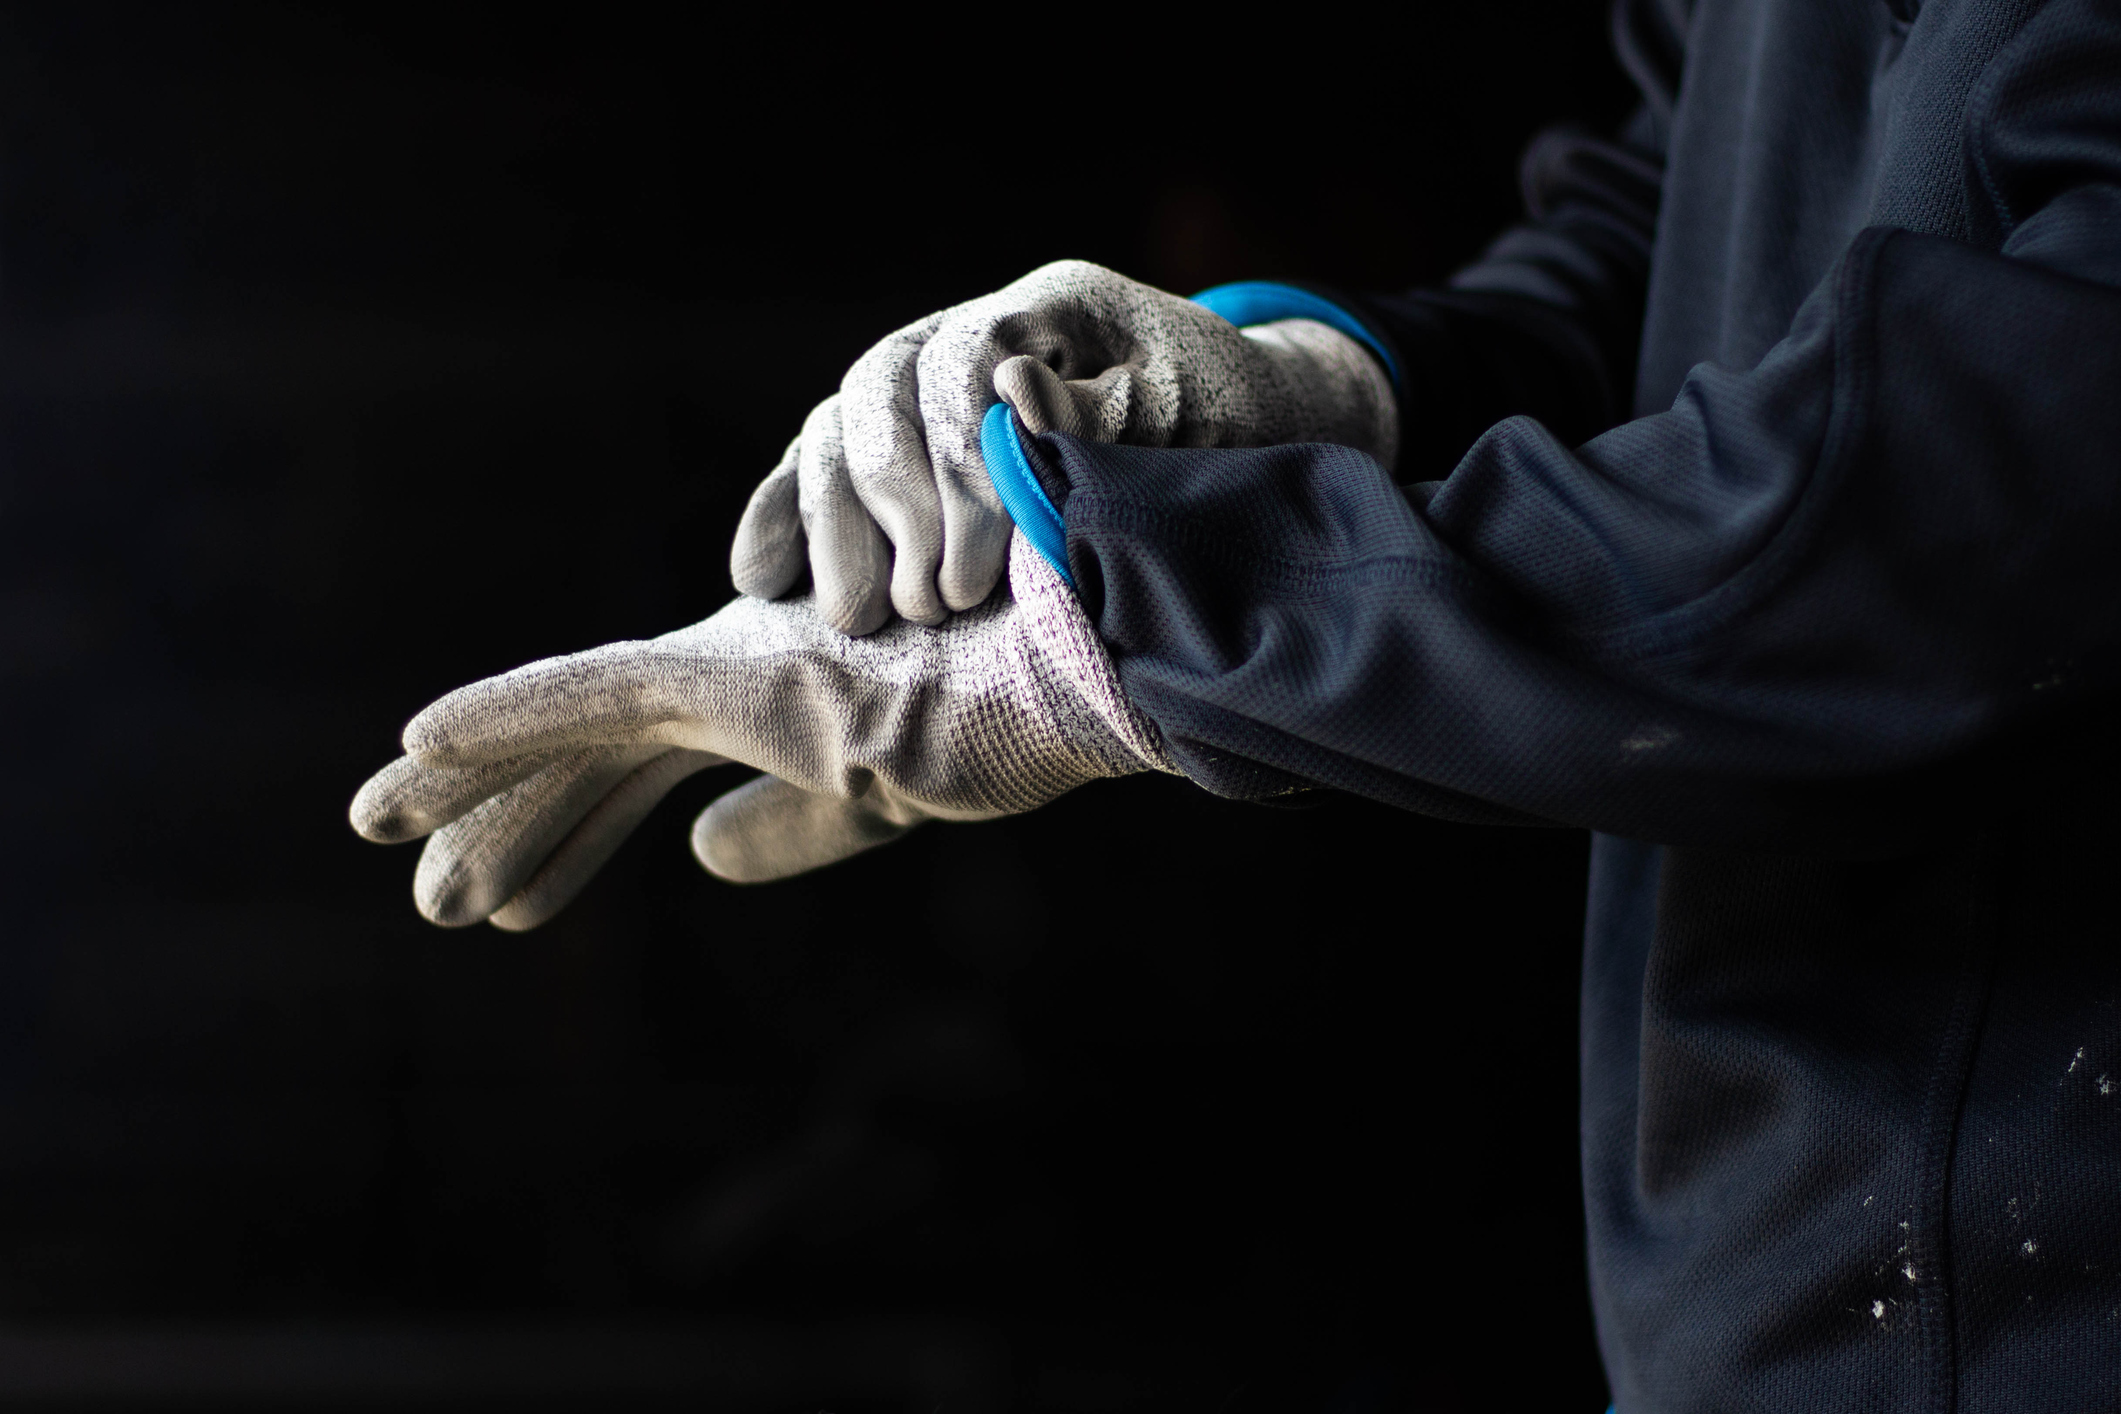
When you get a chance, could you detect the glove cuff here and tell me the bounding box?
[1004,525,1180,779]
[982,403,1072,590]
[1190,280,1405,394]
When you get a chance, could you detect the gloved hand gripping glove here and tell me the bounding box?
[730,260,1399,636]
[350,528,1178,929]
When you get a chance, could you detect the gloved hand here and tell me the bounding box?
[730,260,1399,636]
[350,528,1176,929]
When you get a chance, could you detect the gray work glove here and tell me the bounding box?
[350,529,1177,930]
[730,260,1399,636]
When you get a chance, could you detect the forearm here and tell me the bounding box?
[1022,229,2121,853]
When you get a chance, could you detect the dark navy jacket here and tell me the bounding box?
[1021,0,2121,1408]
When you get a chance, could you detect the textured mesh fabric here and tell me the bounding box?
[1583,767,2121,1414]
[1866,0,2044,241]
[1026,0,2121,1406]
[1340,0,2087,460]
[1038,229,2121,1406]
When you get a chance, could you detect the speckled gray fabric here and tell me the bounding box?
[351,529,1175,927]
[729,260,1398,635]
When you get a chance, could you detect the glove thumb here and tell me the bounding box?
[692,775,942,883]
[993,355,1094,440]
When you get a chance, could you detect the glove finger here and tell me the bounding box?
[934,462,1014,612]
[798,395,893,636]
[913,350,1013,614]
[729,432,807,599]
[876,492,950,628]
[350,749,566,843]
[413,743,675,926]
[488,748,725,931]
[840,315,948,628]
[405,614,761,765]
[403,657,632,765]
[691,774,937,883]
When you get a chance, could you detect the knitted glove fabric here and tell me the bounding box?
[729,260,1399,635]
[351,529,1176,929]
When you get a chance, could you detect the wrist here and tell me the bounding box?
[1190,280,1404,472]
[1189,281,1404,391]
[1242,318,1402,469]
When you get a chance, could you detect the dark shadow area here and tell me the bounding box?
[0,5,1634,1409]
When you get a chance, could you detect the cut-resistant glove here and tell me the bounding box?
[729,260,1399,636]
[350,528,1177,929]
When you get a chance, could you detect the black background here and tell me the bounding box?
[1,5,1635,1410]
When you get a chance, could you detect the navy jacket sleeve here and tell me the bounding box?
[1033,1,2121,855]
[1328,0,1682,477]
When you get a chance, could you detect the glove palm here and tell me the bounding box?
[352,530,1173,929]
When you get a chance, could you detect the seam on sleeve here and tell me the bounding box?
[1577,227,1896,662]
[1960,1,2058,244]
[1070,495,1492,605]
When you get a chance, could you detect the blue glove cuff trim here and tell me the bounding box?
[982,285,1391,581]
[980,402,1075,589]
[1189,281,1403,391]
